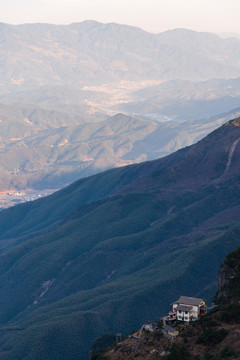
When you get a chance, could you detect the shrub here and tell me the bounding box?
[203,353,215,360]
[166,344,191,360]
[196,328,228,345]
[220,347,236,359]
[219,303,240,323]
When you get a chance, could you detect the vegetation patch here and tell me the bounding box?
[218,303,240,323]
[196,328,228,345]
[203,347,238,360]
[166,344,191,360]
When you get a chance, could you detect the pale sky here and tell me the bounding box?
[1,0,240,34]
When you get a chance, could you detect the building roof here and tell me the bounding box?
[172,296,204,306]
[163,325,177,333]
[176,304,193,312]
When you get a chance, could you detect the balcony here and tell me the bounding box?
[168,311,176,320]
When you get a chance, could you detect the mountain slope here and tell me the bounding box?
[0,107,240,195]
[101,246,240,360]
[118,77,240,122]
[0,113,158,191]
[0,119,240,359]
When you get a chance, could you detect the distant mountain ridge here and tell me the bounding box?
[118,77,240,122]
[0,118,240,359]
[1,22,240,194]
[1,21,240,94]
[0,108,239,194]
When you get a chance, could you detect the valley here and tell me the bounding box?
[81,79,163,114]
[0,189,55,209]
[0,102,240,204]
[1,23,240,197]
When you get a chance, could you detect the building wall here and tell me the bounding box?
[174,305,199,321]
[191,305,199,318]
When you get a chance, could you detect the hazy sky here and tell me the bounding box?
[1,0,240,34]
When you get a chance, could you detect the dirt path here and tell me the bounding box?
[223,137,240,176]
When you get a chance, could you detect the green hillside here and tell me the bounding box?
[0,119,240,359]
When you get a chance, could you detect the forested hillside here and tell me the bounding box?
[0,119,239,359]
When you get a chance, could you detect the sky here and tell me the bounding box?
[1,0,240,35]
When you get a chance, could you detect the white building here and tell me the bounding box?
[168,296,207,322]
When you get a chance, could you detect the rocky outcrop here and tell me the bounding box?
[215,264,237,304]
[215,246,240,304]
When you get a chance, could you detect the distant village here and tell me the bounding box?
[0,189,56,209]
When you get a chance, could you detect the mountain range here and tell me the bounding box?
[1,22,240,195]
[0,118,239,359]
[1,22,240,94]
[0,107,240,194]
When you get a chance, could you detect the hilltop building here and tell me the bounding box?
[168,296,207,322]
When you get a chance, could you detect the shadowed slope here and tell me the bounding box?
[0,119,240,359]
